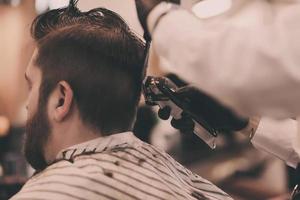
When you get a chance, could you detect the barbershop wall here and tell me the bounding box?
[0,1,35,126]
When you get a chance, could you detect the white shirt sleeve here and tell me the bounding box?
[148,0,300,118]
[252,118,300,168]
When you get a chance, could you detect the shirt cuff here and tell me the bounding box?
[251,118,299,168]
[147,2,180,35]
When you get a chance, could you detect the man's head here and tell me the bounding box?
[25,0,145,170]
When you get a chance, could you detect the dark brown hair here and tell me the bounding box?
[31,0,145,135]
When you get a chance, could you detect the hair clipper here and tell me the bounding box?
[143,76,218,149]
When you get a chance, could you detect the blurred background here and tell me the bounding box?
[0,0,295,199]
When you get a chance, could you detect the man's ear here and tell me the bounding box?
[50,81,74,122]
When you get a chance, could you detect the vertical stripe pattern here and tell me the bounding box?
[11,132,232,200]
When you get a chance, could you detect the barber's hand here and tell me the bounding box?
[158,86,249,133]
[135,0,180,39]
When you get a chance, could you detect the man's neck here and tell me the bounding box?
[44,120,101,164]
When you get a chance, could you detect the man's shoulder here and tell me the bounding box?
[21,160,90,188]
[10,160,89,199]
[14,144,163,192]
[12,157,142,200]
[11,146,179,200]
[12,143,232,200]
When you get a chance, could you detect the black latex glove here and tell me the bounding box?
[135,0,180,39]
[158,86,249,133]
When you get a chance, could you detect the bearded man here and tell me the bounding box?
[11,1,230,199]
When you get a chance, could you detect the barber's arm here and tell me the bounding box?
[151,80,300,168]
[250,118,300,168]
[237,116,300,168]
[137,0,300,118]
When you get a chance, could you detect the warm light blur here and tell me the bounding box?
[0,0,35,125]
[0,116,10,137]
[192,0,232,18]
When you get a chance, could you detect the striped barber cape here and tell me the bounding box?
[11,132,232,200]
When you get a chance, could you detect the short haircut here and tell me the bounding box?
[31,0,145,135]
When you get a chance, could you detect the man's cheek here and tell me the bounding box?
[26,107,34,122]
[27,95,39,120]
